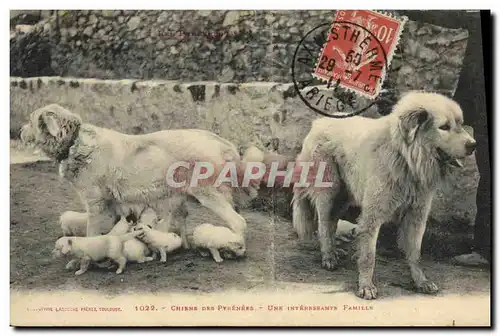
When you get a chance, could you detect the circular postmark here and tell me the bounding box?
[292,14,400,118]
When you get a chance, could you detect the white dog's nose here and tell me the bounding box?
[465,141,477,155]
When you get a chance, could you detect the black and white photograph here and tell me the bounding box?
[8,8,492,327]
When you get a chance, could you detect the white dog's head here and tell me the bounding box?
[20,104,82,161]
[394,91,476,168]
[221,236,247,259]
[52,237,74,258]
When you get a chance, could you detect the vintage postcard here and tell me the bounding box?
[9,9,491,327]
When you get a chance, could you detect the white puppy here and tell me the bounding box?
[60,211,87,237]
[192,223,246,263]
[133,222,182,262]
[107,217,154,264]
[53,231,143,275]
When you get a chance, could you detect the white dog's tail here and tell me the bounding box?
[291,192,317,240]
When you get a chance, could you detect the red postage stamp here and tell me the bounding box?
[312,10,408,99]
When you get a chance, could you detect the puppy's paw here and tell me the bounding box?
[415,280,439,294]
[356,283,378,300]
[214,257,224,263]
[65,259,79,271]
[144,256,155,262]
[116,268,123,274]
[321,254,338,271]
[74,269,86,276]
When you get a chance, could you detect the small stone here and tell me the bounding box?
[157,12,169,24]
[289,27,299,34]
[170,46,179,55]
[117,16,124,23]
[83,26,93,36]
[68,27,78,37]
[78,17,87,25]
[127,16,141,31]
[88,14,97,25]
[102,10,114,17]
[223,11,240,27]
[220,67,235,82]
[156,40,165,49]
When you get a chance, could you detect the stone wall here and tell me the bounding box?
[11,10,469,89]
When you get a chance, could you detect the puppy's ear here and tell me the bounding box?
[61,239,72,254]
[399,108,429,143]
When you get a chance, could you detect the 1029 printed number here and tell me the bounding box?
[135,305,156,311]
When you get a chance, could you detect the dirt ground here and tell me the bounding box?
[10,155,490,300]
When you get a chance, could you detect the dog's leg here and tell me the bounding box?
[190,188,246,234]
[208,248,224,263]
[114,256,127,274]
[75,257,91,276]
[198,248,210,257]
[356,218,382,300]
[314,192,339,271]
[174,201,189,249]
[65,259,80,270]
[398,199,439,294]
[159,248,167,262]
[292,193,316,240]
[85,198,119,236]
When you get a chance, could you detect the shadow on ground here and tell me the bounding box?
[10,161,490,300]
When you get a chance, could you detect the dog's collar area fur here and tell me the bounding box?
[55,127,80,163]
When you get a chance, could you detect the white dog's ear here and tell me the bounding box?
[399,108,429,143]
[62,239,72,254]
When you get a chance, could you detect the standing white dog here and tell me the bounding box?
[20,104,257,248]
[292,91,477,300]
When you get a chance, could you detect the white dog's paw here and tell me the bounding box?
[321,254,338,271]
[65,259,79,270]
[115,268,123,274]
[214,257,224,263]
[74,269,86,276]
[415,280,439,294]
[356,283,378,300]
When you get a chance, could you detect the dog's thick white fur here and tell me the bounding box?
[192,223,246,263]
[52,231,143,275]
[292,91,477,300]
[60,211,88,236]
[133,222,182,262]
[21,104,256,248]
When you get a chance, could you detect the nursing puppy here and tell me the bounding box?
[20,104,256,248]
[52,230,143,275]
[64,216,153,270]
[292,91,477,300]
[133,222,182,262]
[60,211,87,237]
[192,223,246,263]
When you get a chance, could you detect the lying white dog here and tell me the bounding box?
[60,211,87,237]
[133,222,182,262]
[52,230,143,275]
[192,223,246,263]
